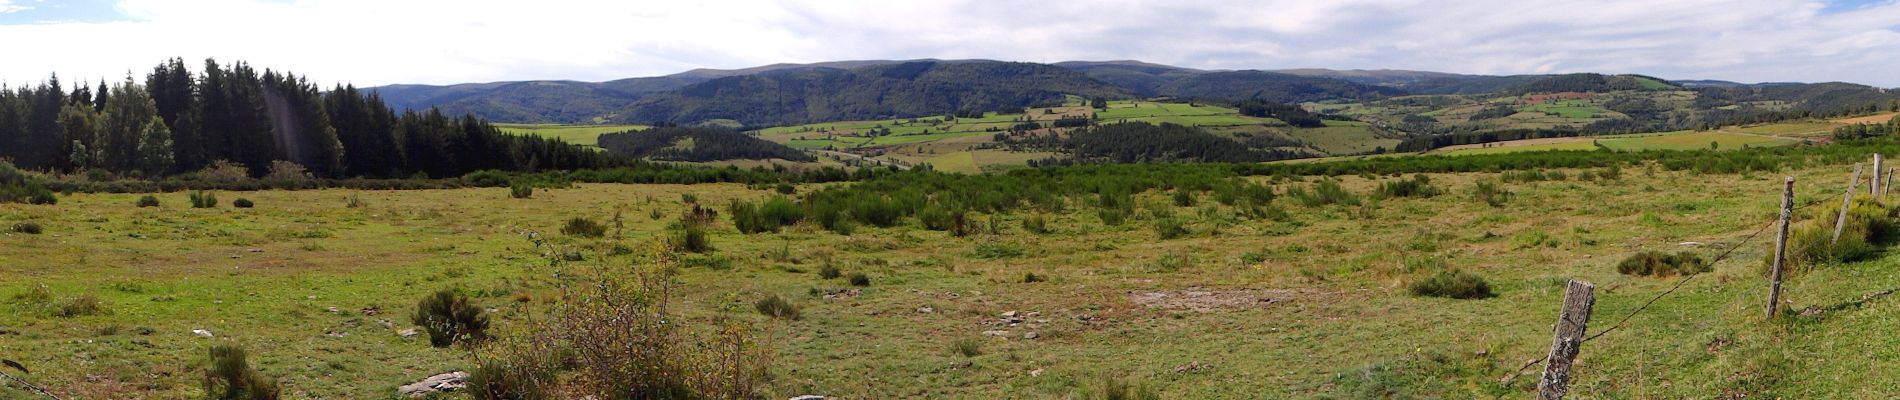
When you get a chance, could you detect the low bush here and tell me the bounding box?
[204,345,282,400]
[847,272,871,287]
[562,217,608,238]
[11,222,42,235]
[1023,214,1051,234]
[1616,251,1710,277]
[412,289,490,347]
[1172,189,1196,207]
[949,338,983,357]
[1289,179,1359,207]
[1097,376,1161,400]
[468,356,554,400]
[1022,272,1046,283]
[731,197,803,234]
[189,190,218,208]
[818,263,842,279]
[233,198,255,208]
[54,294,105,317]
[673,225,713,253]
[1409,270,1494,299]
[1472,180,1512,207]
[1153,218,1189,239]
[754,294,800,320]
[137,195,160,207]
[1377,174,1443,198]
[510,182,534,199]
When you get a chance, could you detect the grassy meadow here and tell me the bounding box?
[8,153,1900,398]
[495,123,649,147]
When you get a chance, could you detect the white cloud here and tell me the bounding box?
[0,0,32,13]
[1,0,1897,87]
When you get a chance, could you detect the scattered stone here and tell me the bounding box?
[790,396,826,400]
[1173,361,1210,374]
[1129,288,1318,312]
[917,306,933,314]
[378,319,395,329]
[398,328,419,338]
[246,248,263,253]
[821,288,862,300]
[397,371,468,398]
[361,306,383,316]
[1029,368,1044,377]
[326,331,348,338]
[307,295,317,300]
[1679,242,1704,247]
[326,307,341,313]
[192,329,213,338]
[982,330,1010,337]
[1799,306,1824,317]
[1023,332,1038,340]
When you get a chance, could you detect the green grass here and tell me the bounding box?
[1597,131,1799,151]
[495,123,648,147]
[924,151,980,174]
[6,161,1900,398]
[1731,120,1842,137]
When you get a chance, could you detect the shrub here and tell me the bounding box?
[0,161,59,205]
[11,222,42,235]
[847,272,871,287]
[204,345,282,400]
[265,160,311,182]
[198,160,251,183]
[1172,190,1196,207]
[233,198,255,208]
[1022,272,1046,283]
[345,193,365,208]
[54,295,104,317]
[468,356,554,400]
[137,195,160,207]
[1377,174,1443,198]
[510,182,534,199]
[754,295,801,320]
[818,263,842,279]
[26,191,56,205]
[1472,180,1512,207]
[775,183,796,194]
[1153,218,1189,239]
[189,190,218,208]
[1098,376,1161,400]
[949,338,983,357]
[673,225,712,253]
[1098,208,1128,226]
[561,217,608,238]
[731,197,803,234]
[1616,251,1710,277]
[1409,270,1494,299]
[412,289,490,347]
[971,242,1026,259]
[1023,214,1051,234]
[1289,179,1359,207]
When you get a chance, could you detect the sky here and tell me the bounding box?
[2,0,1899,87]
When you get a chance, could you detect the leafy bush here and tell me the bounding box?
[204,345,281,400]
[1172,189,1196,207]
[0,161,57,205]
[11,222,42,235]
[1472,180,1512,207]
[775,182,796,194]
[1616,251,1710,277]
[1022,272,1046,283]
[412,289,490,347]
[510,182,534,199]
[1098,208,1128,226]
[731,197,803,234]
[1377,174,1443,198]
[189,190,218,208]
[137,195,160,207]
[233,198,254,208]
[468,356,554,400]
[754,294,801,320]
[673,224,713,253]
[1409,270,1494,299]
[54,294,104,317]
[1098,376,1161,400]
[561,217,608,238]
[848,272,871,287]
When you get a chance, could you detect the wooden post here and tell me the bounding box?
[1887,168,1894,196]
[1834,164,1862,244]
[1874,154,1884,196]
[1768,176,1794,319]
[1537,280,1597,400]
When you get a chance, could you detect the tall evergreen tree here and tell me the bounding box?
[19,76,66,170]
[100,77,168,174]
[148,58,204,171]
[92,80,109,112]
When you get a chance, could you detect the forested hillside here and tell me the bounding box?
[597,127,814,162]
[0,58,620,179]
[610,61,1131,126]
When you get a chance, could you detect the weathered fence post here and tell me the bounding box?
[1834,163,1863,244]
[1769,176,1794,319]
[1537,280,1597,400]
[1874,154,1883,196]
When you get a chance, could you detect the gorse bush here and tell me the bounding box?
[11,222,42,235]
[754,294,800,320]
[1098,376,1161,400]
[673,224,712,253]
[1023,214,1051,234]
[1376,174,1443,198]
[412,289,490,347]
[561,217,608,238]
[818,263,842,279]
[204,344,281,400]
[137,194,160,207]
[848,272,871,287]
[1409,270,1494,299]
[54,294,104,317]
[0,161,57,205]
[949,338,983,357]
[189,190,218,208]
[1775,197,1899,274]
[1153,218,1189,239]
[468,356,554,400]
[233,198,254,208]
[1617,251,1710,277]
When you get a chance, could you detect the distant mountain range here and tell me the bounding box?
[367,59,1884,126]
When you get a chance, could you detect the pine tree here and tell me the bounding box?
[148,58,205,171]
[92,80,109,112]
[100,77,166,174]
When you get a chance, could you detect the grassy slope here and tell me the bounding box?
[495,123,648,147]
[7,159,1900,398]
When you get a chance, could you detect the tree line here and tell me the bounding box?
[0,58,620,180]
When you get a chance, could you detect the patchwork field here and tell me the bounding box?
[8,157,1900,398]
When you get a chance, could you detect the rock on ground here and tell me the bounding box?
[398,371,468,397]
